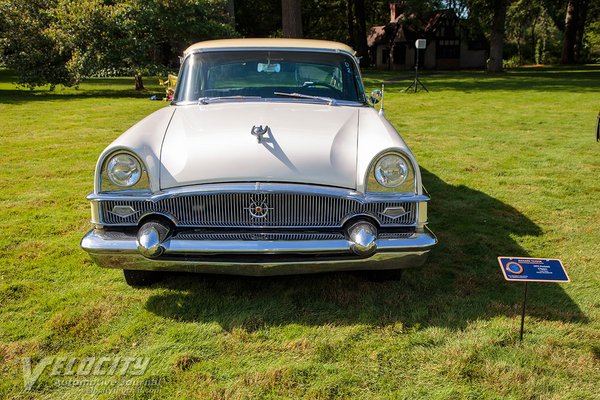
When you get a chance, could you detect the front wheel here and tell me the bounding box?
[123,270,163,287]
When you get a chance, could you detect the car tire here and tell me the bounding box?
[363,269,404,282]
[123,270,163,287]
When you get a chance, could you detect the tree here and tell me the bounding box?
[488,0,508,72]
[0,0,75,88]
[96,0,237,90]
[353,0,369,67]
[234,0,281,37]
[300,0,349,43]
[561,0,589,64]
[505,0,556,65]
[0,0,236,89]
[282,0,303,38]
[347,0,355,48]
[562,0,578,63]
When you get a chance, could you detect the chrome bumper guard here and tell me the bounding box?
[81,227,437,276]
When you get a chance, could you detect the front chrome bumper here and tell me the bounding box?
[81,227,437,276]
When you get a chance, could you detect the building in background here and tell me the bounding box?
[368,6,487,70]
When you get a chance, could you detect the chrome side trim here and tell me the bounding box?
[90,201,101,225]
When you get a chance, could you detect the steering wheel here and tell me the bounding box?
[302,81,338,91]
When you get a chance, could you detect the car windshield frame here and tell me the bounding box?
[172,49,367,106]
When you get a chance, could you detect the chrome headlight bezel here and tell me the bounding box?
[99,151,149,192]
[366,151,416,194]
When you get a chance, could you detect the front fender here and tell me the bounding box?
[94,107,176,193]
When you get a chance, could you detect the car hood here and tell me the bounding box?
[159,103,359,189]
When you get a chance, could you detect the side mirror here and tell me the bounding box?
[370,85,385,115]
[370,89,382,104]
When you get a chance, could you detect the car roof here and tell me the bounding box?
[184,38,355,56]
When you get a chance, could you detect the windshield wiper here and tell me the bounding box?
[198,95,261,104]
[273,92,337,106]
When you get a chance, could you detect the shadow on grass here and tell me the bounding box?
[0,88,164,104]
[0,72,164,104]
[144,168,587,331]
[363,65,600,93]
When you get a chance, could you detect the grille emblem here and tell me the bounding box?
[109,205,137,218]
[246,198,271,218]
[380,206,408,219]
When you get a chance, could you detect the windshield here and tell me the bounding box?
[173,50,365,104]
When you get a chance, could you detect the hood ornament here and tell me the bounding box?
[251,125,269,143]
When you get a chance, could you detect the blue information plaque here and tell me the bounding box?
[498,257,570,282]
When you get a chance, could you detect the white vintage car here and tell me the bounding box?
[81,38,436,286]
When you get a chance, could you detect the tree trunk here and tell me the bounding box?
[488,0,507,73]
[387,24,400,71]
[281,0,302,38]
[574,0,588,63]
[134,74,144,91]
[561,0,578,64]
[516,22,522,65]
[530,18,536,64]
[354,0,368,67]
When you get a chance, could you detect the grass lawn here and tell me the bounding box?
[0,66,599,399]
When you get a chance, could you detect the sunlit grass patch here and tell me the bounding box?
[0,67,599,399]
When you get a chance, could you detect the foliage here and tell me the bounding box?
[505,0,562,65]
[233,0,282,37]
[0,67,599,398]
[580,2,600,63]
[235,0,442,46]
[2,0,597,88]
[0,0,236,89]
[584,21,600,62]
[302,0,349,42]
[0,0,74,88]
[453,0,582,67]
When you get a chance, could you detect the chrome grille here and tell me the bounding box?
[100,192,417,227]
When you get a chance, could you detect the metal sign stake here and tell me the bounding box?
[519,282,528,341]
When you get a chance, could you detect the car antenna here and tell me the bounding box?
[378,84,385,116]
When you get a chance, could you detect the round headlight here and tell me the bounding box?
[106,153,142,187]
[374,154,409,188]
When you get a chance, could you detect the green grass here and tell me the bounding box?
[1,67,599,399]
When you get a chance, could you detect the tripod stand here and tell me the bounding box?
[403,47,428,93]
